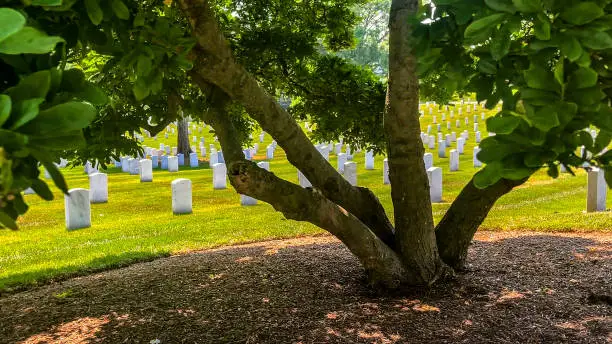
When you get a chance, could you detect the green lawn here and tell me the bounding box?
[0,102,609,292]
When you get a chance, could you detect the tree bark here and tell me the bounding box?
[176,0,396,248]
[384,0,446,284]
[435,178,527,269]
[177,118,193,160]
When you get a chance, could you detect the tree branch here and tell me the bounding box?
[435,177,527,269]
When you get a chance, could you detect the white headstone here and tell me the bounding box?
[365,151,374,170]
[450,149,459,171]
[344,162,357,186]
[168,156,179,172]
[298,170,312,188]
[337,153,348,173]
[128,158,139,175]
[89,173,108,203]
[172,179,192,214]
[210,148,218,165]
[65,188,91,230]
[335,143,343,155]
[213,163,227,189]
[473,146,482,168]
[438,140,446,158]
[266,145,274,159]
[189,153,198,167]
[475,131,482,143]
[383,158,390,185]
[257,161,270,171]
[428,135,436,149]
[423,153,433,170]
[587,168,607,212]
[140,159,153,182]
[427,167,442,203]
[457,137,465,154]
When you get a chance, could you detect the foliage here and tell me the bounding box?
[337,0,391,75]
[0,4,102,229]
[413,0,612,188]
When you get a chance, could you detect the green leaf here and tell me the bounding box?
[29,131,86,150]
[134,12,145,27]
[593,107,612,132]
[7,70,51,103]
[528,105,560,131]
[0,129,28,148]
[604,168,612,189]
[490,25,511,61]
[133,80,150,100]
[0,211,18,230]
[76,83,108,105]
[569,86,604,106]
[9,98,45,130]
[18,102,96,136]
[569,67,598,89]
[560,37,583,62]
[32,154,68,195]
[0,8,26,43]
[477,59,497,74]
[0,94,11,128]
[560,2,604,25]
[524,64,559,92]
[111,0,130,20]
[32,0,63,5]
[534,13,551,41]
[580,31,612,50]
[84,0,103,25]
[511,0,541,13]
[553,60,564,87]
[594,130,611,153]
[473,161,503,189]
[30,179,54,201]
[501,165,534,180]
[486,116,521,134]
[136,55,152,76]
[464,14,506,44]
[0,27,64,55]
[484,0,517,13]
[11,193,28,215]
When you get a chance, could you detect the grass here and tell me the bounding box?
[0,102,609,292]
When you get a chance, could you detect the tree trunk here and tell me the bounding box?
[384,0,447,284]
[177,118,193,164]
[435,177,526,269]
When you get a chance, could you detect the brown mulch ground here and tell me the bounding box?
[0,232,610,344]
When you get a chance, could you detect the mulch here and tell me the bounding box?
[0,231,610,344]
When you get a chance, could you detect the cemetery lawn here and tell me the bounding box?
[0,232,610,343]
[1,107,610,293]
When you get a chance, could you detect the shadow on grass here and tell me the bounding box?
[0,234,609,343]
[0,251,170,295]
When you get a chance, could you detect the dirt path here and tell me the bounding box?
[0,232,610,343]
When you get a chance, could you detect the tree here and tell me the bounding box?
[1,0,610,289]
[177,118,193,157]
